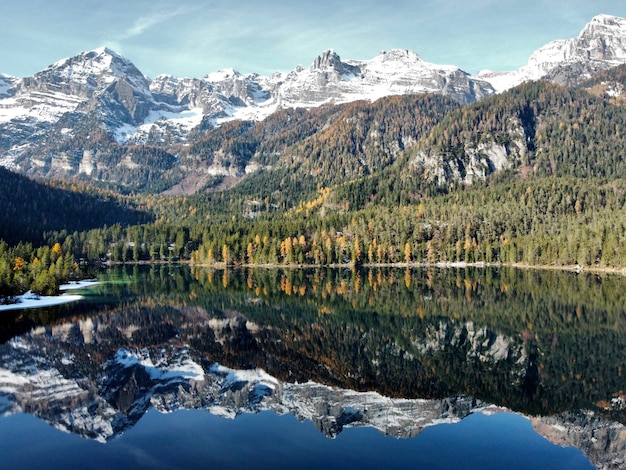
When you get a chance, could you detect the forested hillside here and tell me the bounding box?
[406,81,626,186]
[0,167,152,246]
[175,94,458,206]
[304,79,626,211]
[0,168,152,297]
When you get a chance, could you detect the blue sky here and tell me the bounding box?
[2,1,626,78]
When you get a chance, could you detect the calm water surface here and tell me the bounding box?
[1,265,624,469]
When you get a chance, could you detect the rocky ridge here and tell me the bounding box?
[1,15,626,191]
[479,14,626,92]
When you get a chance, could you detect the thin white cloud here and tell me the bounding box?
[123,14,171,39]
[117,6,201,41]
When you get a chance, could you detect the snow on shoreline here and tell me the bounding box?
[59,279,100,291]
[0,279,100,312]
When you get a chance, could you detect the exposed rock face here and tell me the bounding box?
[410,123,526,186]
[274,49,493,107]
[149,69,269,116]
[533,411,626,470]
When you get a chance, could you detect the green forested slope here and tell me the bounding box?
[178,94,458,213]
[407,81,626,182]
[0,167,152,246]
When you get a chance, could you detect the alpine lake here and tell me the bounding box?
[1,265,625,469]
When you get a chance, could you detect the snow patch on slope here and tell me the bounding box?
[114,348,205,380]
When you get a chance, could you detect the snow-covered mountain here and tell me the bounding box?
[1,48,150,126]
[2,14,626,186]
[479,14,626,92]
[0,46,492,146]
[131,48,494,142]
[270,48,494,108]
[0,46,493,174]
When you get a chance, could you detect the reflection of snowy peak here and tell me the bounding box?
[0,337,119,442]
[276,382,481,439]
[0,300,622,469]
[0,334,483,443]
[480,14,626,92]
[12,335,622,470]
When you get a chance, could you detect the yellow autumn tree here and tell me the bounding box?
[13,257,25,271]
[246,242,255,264]
[51,242,63,262]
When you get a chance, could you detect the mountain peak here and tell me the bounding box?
[35,47,148,93]
[205,67,241,82]
[86,46,124,60]
[311,49,343,70]
[374,49,422,62]
[50,47,127,72]
[92,46,119,56]
[579,13,626,38]
[588,14,626,26]
[480,14,626,92]
[302,49,362,82]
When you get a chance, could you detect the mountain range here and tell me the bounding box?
[1,14,626,193]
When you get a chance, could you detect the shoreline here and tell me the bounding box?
[189,260,626,276]
[2,262,624,312]
[0,279,100,312]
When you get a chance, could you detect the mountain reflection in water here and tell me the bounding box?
[0,265,624,468]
